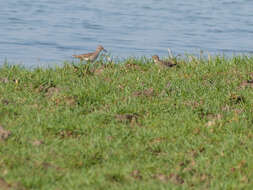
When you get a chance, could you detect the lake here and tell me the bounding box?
[1,0,253,66]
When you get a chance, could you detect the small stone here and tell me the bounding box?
[0,125,11,141]
[32,140,44,146]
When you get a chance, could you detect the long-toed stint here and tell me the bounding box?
[73,45,107,62]
[152,55,177,68]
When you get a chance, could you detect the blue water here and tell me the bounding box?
[1,0,253,66]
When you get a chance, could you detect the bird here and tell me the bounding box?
[152,55,177,68]
[73,45,107,62]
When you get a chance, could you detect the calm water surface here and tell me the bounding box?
[1,0,253,66]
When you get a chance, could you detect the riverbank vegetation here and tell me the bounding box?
[0,55,253,189]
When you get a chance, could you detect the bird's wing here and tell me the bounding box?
[163,61,177,67]
[73,52,94,58]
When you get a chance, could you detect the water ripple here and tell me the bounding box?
[0,0,253,66]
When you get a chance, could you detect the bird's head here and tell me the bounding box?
[97,45,107,52]
[152,55,160,62]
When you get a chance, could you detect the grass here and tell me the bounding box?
[0,55,253,189]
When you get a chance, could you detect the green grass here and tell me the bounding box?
[0,55,253,189]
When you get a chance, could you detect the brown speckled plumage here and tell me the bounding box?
[152,55,176,67]
[73,45,107,62]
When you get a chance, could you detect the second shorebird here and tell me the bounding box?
[152,55,177,68]
[73,45,107,62]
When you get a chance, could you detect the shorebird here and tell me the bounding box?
[73,45,107,62]
[152,55,177,68]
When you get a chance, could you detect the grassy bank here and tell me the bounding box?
[0,55,253,189]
